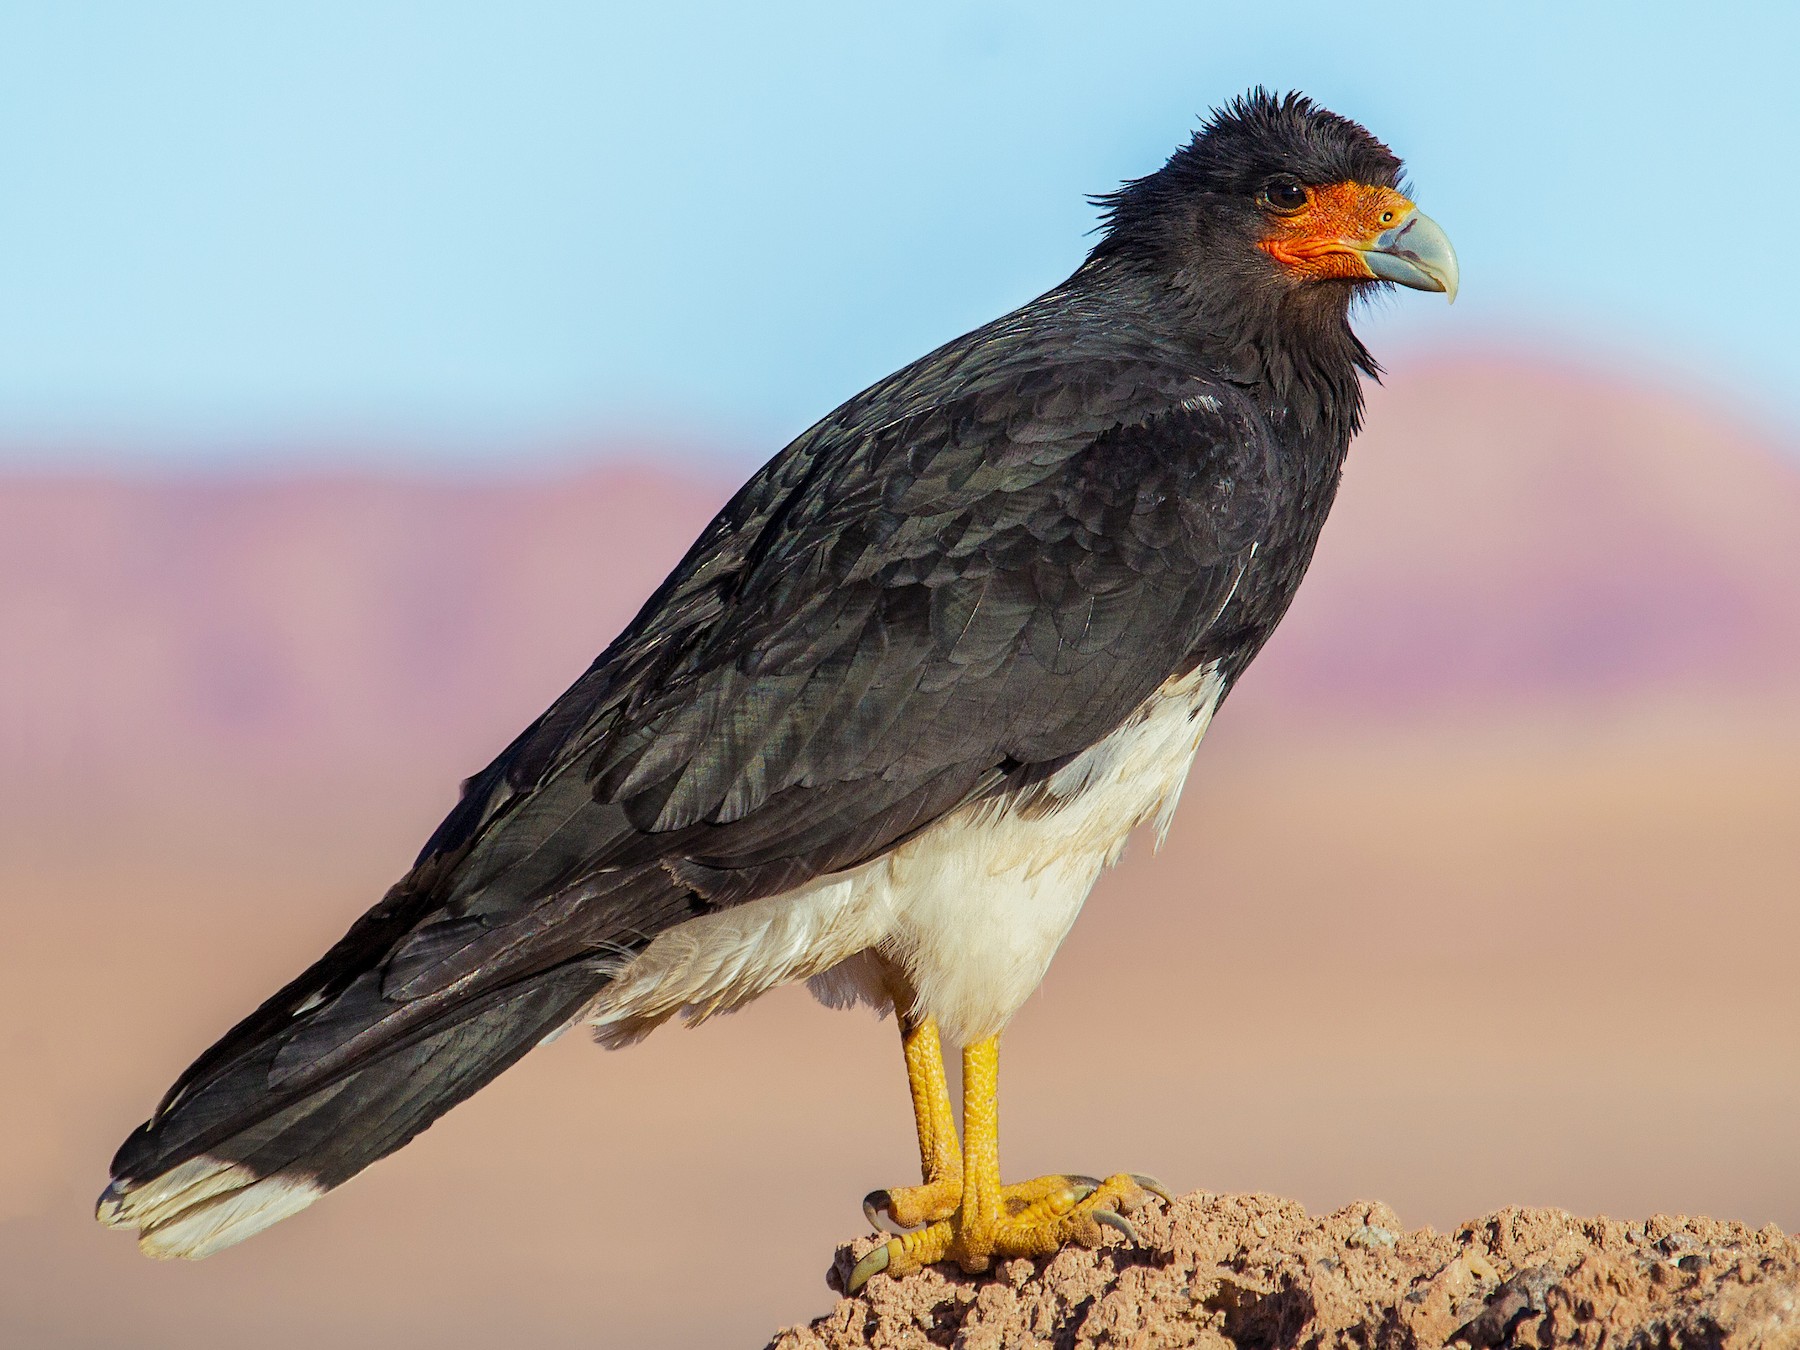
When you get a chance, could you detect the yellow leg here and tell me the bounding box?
[861,1009,963,1231]
[849,1035,1169,1289]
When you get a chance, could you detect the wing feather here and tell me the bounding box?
[161,303,1280,1116]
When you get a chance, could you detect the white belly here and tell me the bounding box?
[586,662,1224,1047]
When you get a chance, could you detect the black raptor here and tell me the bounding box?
[99,90,1457,1285]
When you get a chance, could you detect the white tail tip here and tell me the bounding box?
[97,1156,325,1259]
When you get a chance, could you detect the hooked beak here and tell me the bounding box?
[1356,207,1459,302]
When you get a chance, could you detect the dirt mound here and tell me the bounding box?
[770,1192,1800,1349]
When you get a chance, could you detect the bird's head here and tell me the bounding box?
[1088,90,1457,323]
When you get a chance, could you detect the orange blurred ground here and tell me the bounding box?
[4,355,1799,1345]
[4,706,1798,1348]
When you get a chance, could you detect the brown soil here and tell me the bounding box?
[769,1193,1800,1350]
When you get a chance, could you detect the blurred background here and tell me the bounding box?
[3,3,1798,1346]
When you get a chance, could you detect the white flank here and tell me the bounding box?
[590,662,1225,1046]
[587,871,871,1047]
[96,1156,325,1260]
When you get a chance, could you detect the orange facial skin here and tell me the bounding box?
[1257,182,1417,284]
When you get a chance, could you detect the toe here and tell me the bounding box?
[863,1176,962,1231]
[849,1220,956,1291]
[999,1173,1096,1217]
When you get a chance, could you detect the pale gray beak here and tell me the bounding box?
[1358,207,1459,302]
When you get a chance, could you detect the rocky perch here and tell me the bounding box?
[767,1192,1800,1349]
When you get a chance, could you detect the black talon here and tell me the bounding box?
[847,1241,892,1294]
[861,1189,913,1236]
[1092,1209,1139,1244]
[1129,1174,1174,1204]
[862,1190,888,1229]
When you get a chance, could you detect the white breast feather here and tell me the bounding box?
[587,663,1224,1047]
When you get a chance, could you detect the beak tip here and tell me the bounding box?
[1365,207,1459,304]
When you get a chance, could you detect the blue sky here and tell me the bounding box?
[2,2,1795,466]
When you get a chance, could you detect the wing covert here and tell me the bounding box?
[437,362,1275,918]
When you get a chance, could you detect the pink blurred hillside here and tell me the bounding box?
[4,351,1799,824]
[3,349,1799,1350]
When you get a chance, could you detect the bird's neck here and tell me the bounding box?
[1231,305,1372,461]
[1071,257,1373,453]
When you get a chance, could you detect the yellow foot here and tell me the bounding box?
[848,1172,1169,1291]
[862,1174,964,1233]
[864,1172,1128,1232]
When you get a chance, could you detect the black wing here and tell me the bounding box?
[351,352,1271,1028]
[142,308,1277,1130]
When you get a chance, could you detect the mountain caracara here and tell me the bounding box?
[99,90,1457,1285]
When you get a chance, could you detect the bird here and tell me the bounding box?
[97,89,1456,1286]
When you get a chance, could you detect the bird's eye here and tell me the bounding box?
[1261,178,1308,213]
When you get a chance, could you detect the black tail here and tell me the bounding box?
[97,961,605,1259]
